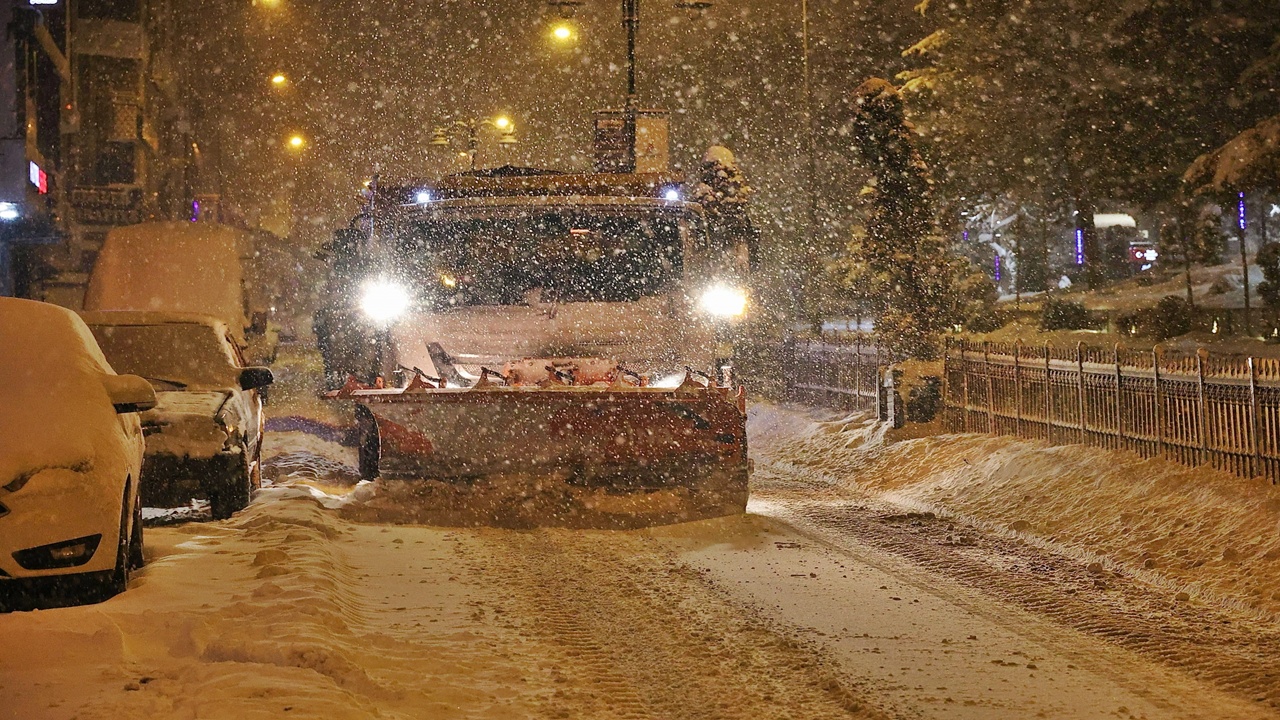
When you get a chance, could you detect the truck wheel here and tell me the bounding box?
[209,455,252,520]
[356,407,380,481]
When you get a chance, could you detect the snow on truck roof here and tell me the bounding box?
[402,195,704,217]
[388,170,686,204]
[79,310,231,335]
[84,221,250,340]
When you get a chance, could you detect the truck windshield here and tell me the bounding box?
[401,206,690,306]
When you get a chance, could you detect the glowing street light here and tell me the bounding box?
[270,73,287,87]
[287,134,305,150]
[551,22,575,42]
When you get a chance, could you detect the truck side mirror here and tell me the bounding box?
[103,374,158,413]
[239,366,274,391]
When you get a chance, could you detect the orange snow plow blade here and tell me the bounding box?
[328,364,749,518]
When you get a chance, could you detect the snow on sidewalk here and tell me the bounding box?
[749,403,1280,620]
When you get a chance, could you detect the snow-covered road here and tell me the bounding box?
[3,401,1278,719]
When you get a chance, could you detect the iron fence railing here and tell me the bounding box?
[944,339,1280,483]
[781,334,889,416]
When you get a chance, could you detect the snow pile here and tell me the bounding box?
[751,403,1280,619]
[1,492,386,719]
[261,428,360,485]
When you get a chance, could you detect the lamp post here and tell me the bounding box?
[798,0,820,322]
[430,116,517,171]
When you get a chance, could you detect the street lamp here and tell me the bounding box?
[544,2,712,108]
[287,134,305,150]
[270,73,287,87]
[550,22,576,42]
[430,117,517,171]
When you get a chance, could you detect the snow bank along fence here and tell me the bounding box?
[943,339,1280,483]
[780,334,895,421]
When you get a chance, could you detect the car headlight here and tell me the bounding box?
[698,284,748,318]
[360,278,411,325]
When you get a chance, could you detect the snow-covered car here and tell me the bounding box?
[0,299,156,600]
[81,312,274,520]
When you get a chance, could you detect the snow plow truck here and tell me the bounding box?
[318,165,753,517]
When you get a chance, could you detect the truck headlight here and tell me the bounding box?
[698,284,748,318]
[360,279,411,325]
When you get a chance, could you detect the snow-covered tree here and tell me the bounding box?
[690,145,752,219]
[690,146,759,272]
[835,79,961,359]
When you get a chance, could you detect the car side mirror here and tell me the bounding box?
[239,366,274,391]
[103,374,158,414]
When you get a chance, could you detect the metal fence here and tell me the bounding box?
[781,334,888,415]
[944,339,1280,483]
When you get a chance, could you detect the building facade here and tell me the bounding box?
[0,0,200,306]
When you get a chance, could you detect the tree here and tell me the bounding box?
[835,79,961,359]
[899,0,1280,287]
[690,146,759,269]
[1158,201,1225,309]
[1256,244,1280,310]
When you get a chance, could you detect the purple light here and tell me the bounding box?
[994,254,1001,282]
[963,230,969,242]
[191,199,200,222]
[1239,192,1247,231]
[1075,228,1085,265]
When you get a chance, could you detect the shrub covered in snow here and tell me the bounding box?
[1039,297,1095,331]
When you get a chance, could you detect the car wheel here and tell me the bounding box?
[128,498,145,570]
[88,489,133,601]
[250,439,264,491]
[356,407,380,481]
[209,454,252,521]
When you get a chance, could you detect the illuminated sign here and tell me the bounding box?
[1075,228,1085,265]
[29,1,60,5]
[1239,192,1247,231]
[28,161,47,194]
[1128,245,1159,263]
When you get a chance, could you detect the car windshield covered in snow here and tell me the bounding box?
[399,205,692,306]
[89,323,239,389]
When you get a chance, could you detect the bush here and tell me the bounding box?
[1039,298,1093,330]
[964,305,1009,333]
[1119,296,1193,340]
[1257,244,1280,309]
[1148,296,1193,340]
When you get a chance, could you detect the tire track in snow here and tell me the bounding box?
[469,528,892,720]
[752,460,1280,715]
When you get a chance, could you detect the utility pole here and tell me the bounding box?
[799,0,819,321]
[622,0,639,109]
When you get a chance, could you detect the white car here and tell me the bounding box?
[82,312,273,520]
[0,299,155,603]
